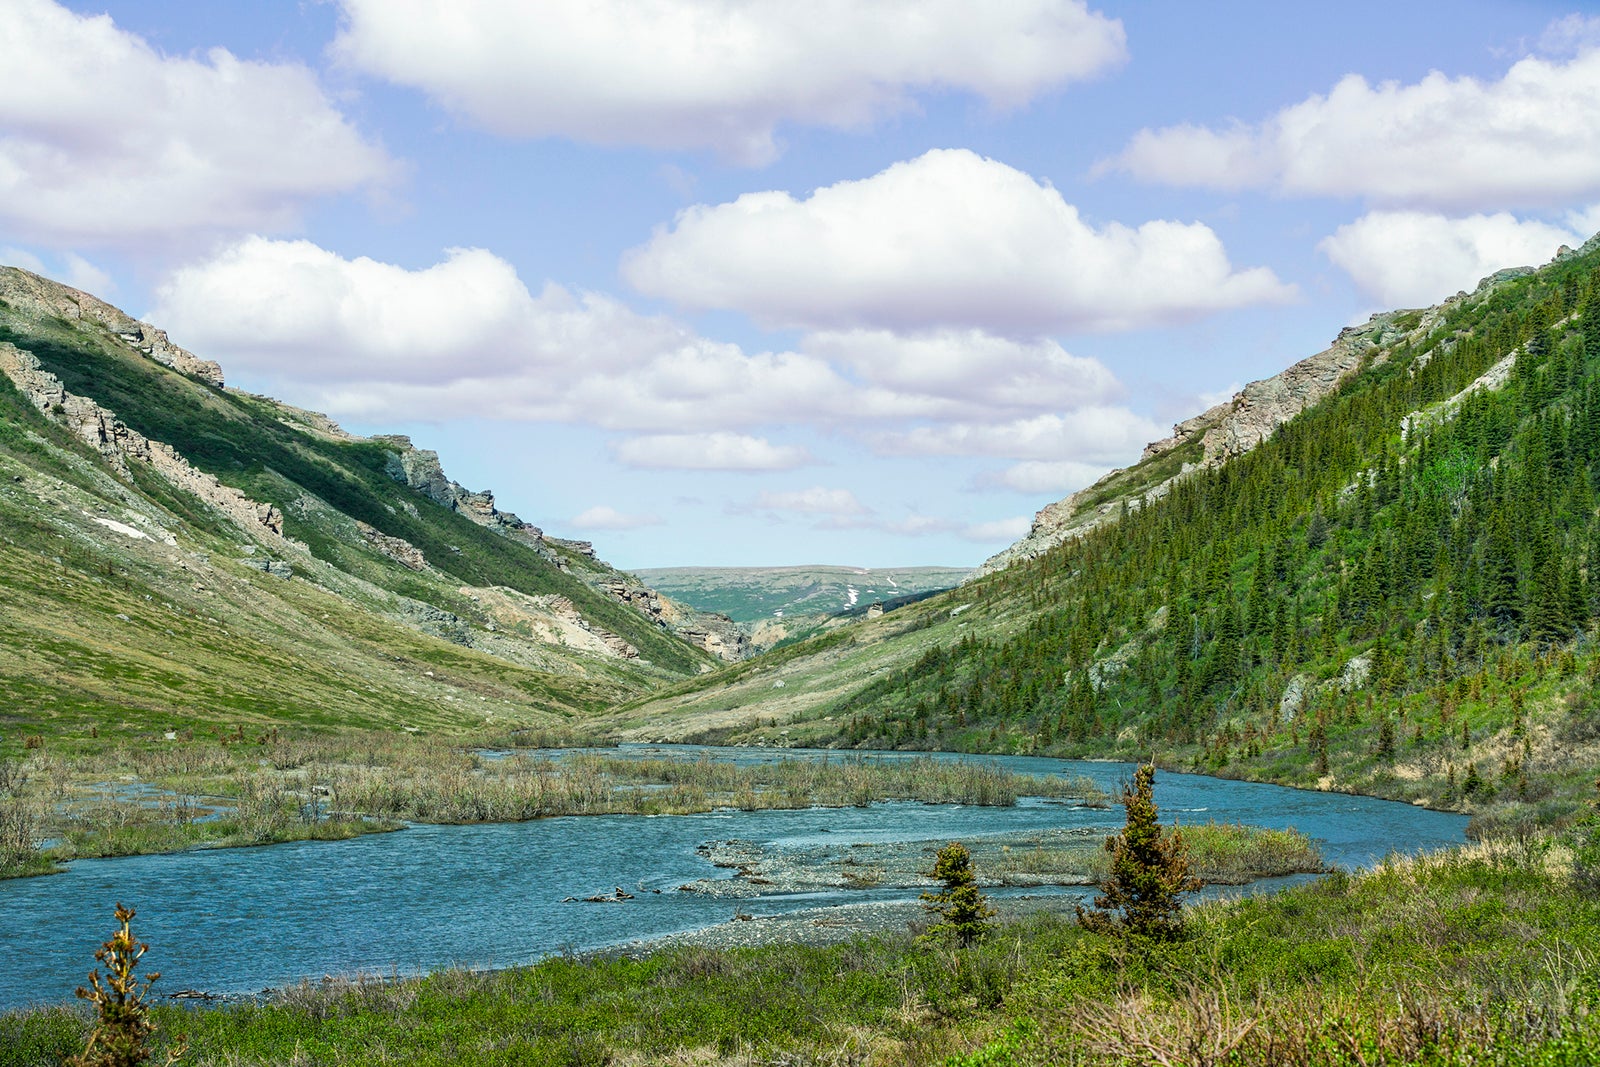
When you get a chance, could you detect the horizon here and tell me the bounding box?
[2,0,1595,569]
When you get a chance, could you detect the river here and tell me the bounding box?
[0,746,1467,1009]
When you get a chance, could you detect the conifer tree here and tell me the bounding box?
[1078,763,1201,940]
[921,842,995,947]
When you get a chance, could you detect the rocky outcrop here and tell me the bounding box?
[241,558,293,579]
[602,578,750,661]
[0,342,288,543]
[355,520,427,571]
[377,436,546,543]
[0,267,224,387]
[544,596,638,658]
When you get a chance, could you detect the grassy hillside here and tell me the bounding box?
[0,275,713,748]
[621,242,1600,827]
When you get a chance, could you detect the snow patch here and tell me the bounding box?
[89,514,175,545]
[846,587,859,606]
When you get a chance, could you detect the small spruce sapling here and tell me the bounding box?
[1078,762,1201,940]
[921,842,995,947]
[69,904,184,1067]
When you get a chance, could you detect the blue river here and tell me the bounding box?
[0,746,1468,1009]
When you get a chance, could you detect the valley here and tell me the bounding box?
[7,238,1600,1064]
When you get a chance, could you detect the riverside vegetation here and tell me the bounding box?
[0,733,1106,877]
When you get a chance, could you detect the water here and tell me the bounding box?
[0,747,1467,1009]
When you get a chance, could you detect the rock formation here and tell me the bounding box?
[0,342,288,543]
[377,436,545,544]
[356,520,427,571]
[0,267,224,387]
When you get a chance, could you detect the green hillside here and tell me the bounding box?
[621,241,1600,827]
[0,270,713,745]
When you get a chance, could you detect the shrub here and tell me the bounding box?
[67,904,184,1067]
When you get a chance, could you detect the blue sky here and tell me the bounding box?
[2,0,1597,569]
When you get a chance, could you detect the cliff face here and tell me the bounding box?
[974,259,1554,580]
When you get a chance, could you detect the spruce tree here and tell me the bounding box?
[1078,763,1201,940]
[921,842,995,947]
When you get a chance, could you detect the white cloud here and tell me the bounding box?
[570,505,663,530]
[149,237,852,431]
[1540,15,1600,57]
[624,149,1294,332]
[1320,210,1592,307]
[803,329,1120,414]
[612,433,812,471]
[0,0,394,246]
[333,0,1125,164]
[153,238,1146,438]
[986,459,1107,494]
[872,410,1164,462]
[962,516,1032,542]
[755,487,868,516]
[1103,45,1600,212]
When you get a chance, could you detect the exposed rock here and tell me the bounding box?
[0,266,223,386]
[601,578,751,661]
[0,342,289,545]
[1339,654,1372,693]
[377,436,545,542]
[241,558,293,579]
[396,599,474,646]
[543,595,638,658]
[355,520,427,571]
[1279,675,1309,723]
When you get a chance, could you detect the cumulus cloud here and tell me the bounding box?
[612,432,812,471]
[984,459,1108,494]
[570,505,663,530]
[962,516,1033,542]
[0,0,393,246]
[803,329,1121,415]
[754,487,868,516]
[1102,44,1600,212]
[333,0,1125,164]
[152,238,1146,440]
[623,149,1293,332]
[149,237,852,431]
[1320,210,1594,307]
[872,410,1164,463]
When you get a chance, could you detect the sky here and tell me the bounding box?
[3,1,1598,570]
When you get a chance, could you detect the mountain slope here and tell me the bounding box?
[0,267,724,741]
[618,236,1600,826]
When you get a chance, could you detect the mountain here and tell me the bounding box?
[633,564,971,649]
[0,266,746,741]
[617,236,1600,828]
